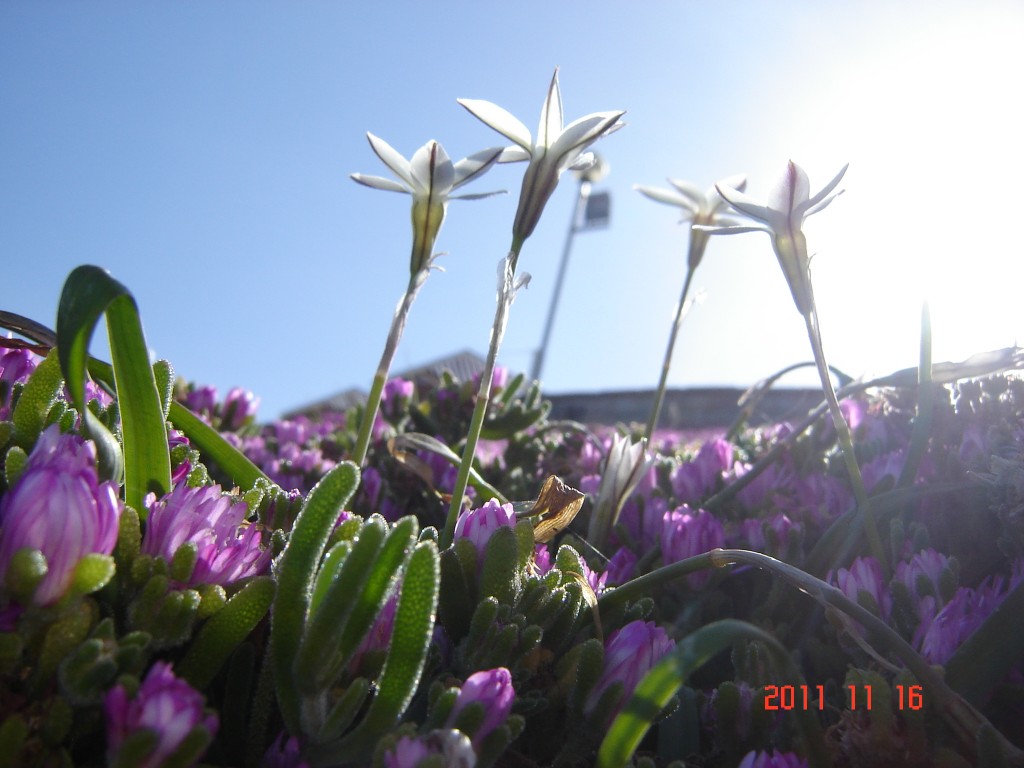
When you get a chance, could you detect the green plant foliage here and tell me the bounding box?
[56,266,171,512]
[270,461,361,735]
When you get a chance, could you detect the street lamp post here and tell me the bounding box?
[530,155,609,383]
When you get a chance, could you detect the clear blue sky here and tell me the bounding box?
[4,2,1023,418]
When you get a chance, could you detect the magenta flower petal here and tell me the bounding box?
[447,667,515,747]
[142,483,270,587]
[105,662,218,768]
[0,425,122,605]
[453,499,516,559]
[585,620,674,725]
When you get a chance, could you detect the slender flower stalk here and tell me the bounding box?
[442,254,529,546]
[634,176,746,440]
[443,70,624,546]
[699,161,885,569]
[350,135,505,467]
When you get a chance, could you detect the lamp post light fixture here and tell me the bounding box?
[530,154,611,383]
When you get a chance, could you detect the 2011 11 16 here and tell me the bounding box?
[763,684,923,711]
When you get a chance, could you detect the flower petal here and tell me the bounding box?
[715,183,786,230]
[537,69,564,149]
[366,132,415,188]
[799,162,849,217]
[410,141,455,197]
[568,151,595,171]
[452,146,505,189]
[457,98,533,150]
[694,223,771,236]
[449,189,507,200]
[350,173,411,194]
[708,174,747,214]
[767,161,810,215]
[548,111,624,164]
[496,145,531,164]
[634,183,691,211]
[804,189,845,217]
[666,179,706,213]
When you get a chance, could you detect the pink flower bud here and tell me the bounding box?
[0,425,121,605]
[661,506,724,589]
[585,620,674,725]
[105,662,218,768]
[453,499,516,558]
[447,667,515,746]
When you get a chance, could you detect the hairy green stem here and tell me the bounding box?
[352,269,429,467]
[442,249,522,547]
[645,266,696,442]
[597,552,716,618]
[803,306,886,570]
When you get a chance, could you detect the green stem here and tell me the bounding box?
[897,302,933,489]
[442,248,521,547]
[352,270,429,467]
[596,552,716,619]
[645,266,696,442]
[803,306,887,570]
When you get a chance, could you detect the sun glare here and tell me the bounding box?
[789,6,1024,379]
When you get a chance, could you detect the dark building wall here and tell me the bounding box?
[546,388,824,430]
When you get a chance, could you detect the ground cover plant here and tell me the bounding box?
[2,69,1024,768]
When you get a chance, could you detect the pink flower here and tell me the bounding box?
[453,499,516,558]
[670,439,733,504]
[142,483,270,587]
[830,556,891,621]
[263,733,309,768]
[221,387,260,430]
[105,662,218,768]
[894,549,954,612]
[0,425,121,605]
[585,620,675,726]
[0,346,37,420]
[447,668,515,747]
[384,730,475,768]
[738,750,808,768]
[661,506,725,589]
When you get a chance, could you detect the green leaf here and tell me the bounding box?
[87,360,260,492]
[308,541,351,617]
[57,265,171,513]
[317,677,370,744]
[270,461,360,736]
[70,553,116,596]
[295,516,410,695]
[178,576,275,690]
[334,541,439,755]
[0,714,28,765]
[479,526,522,605]
[152,360,174,420]
[945,579,1024,707]
[596,619,830,768]
[12,349,63,451]
[438,546,474,641]
[3,446,28,487]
